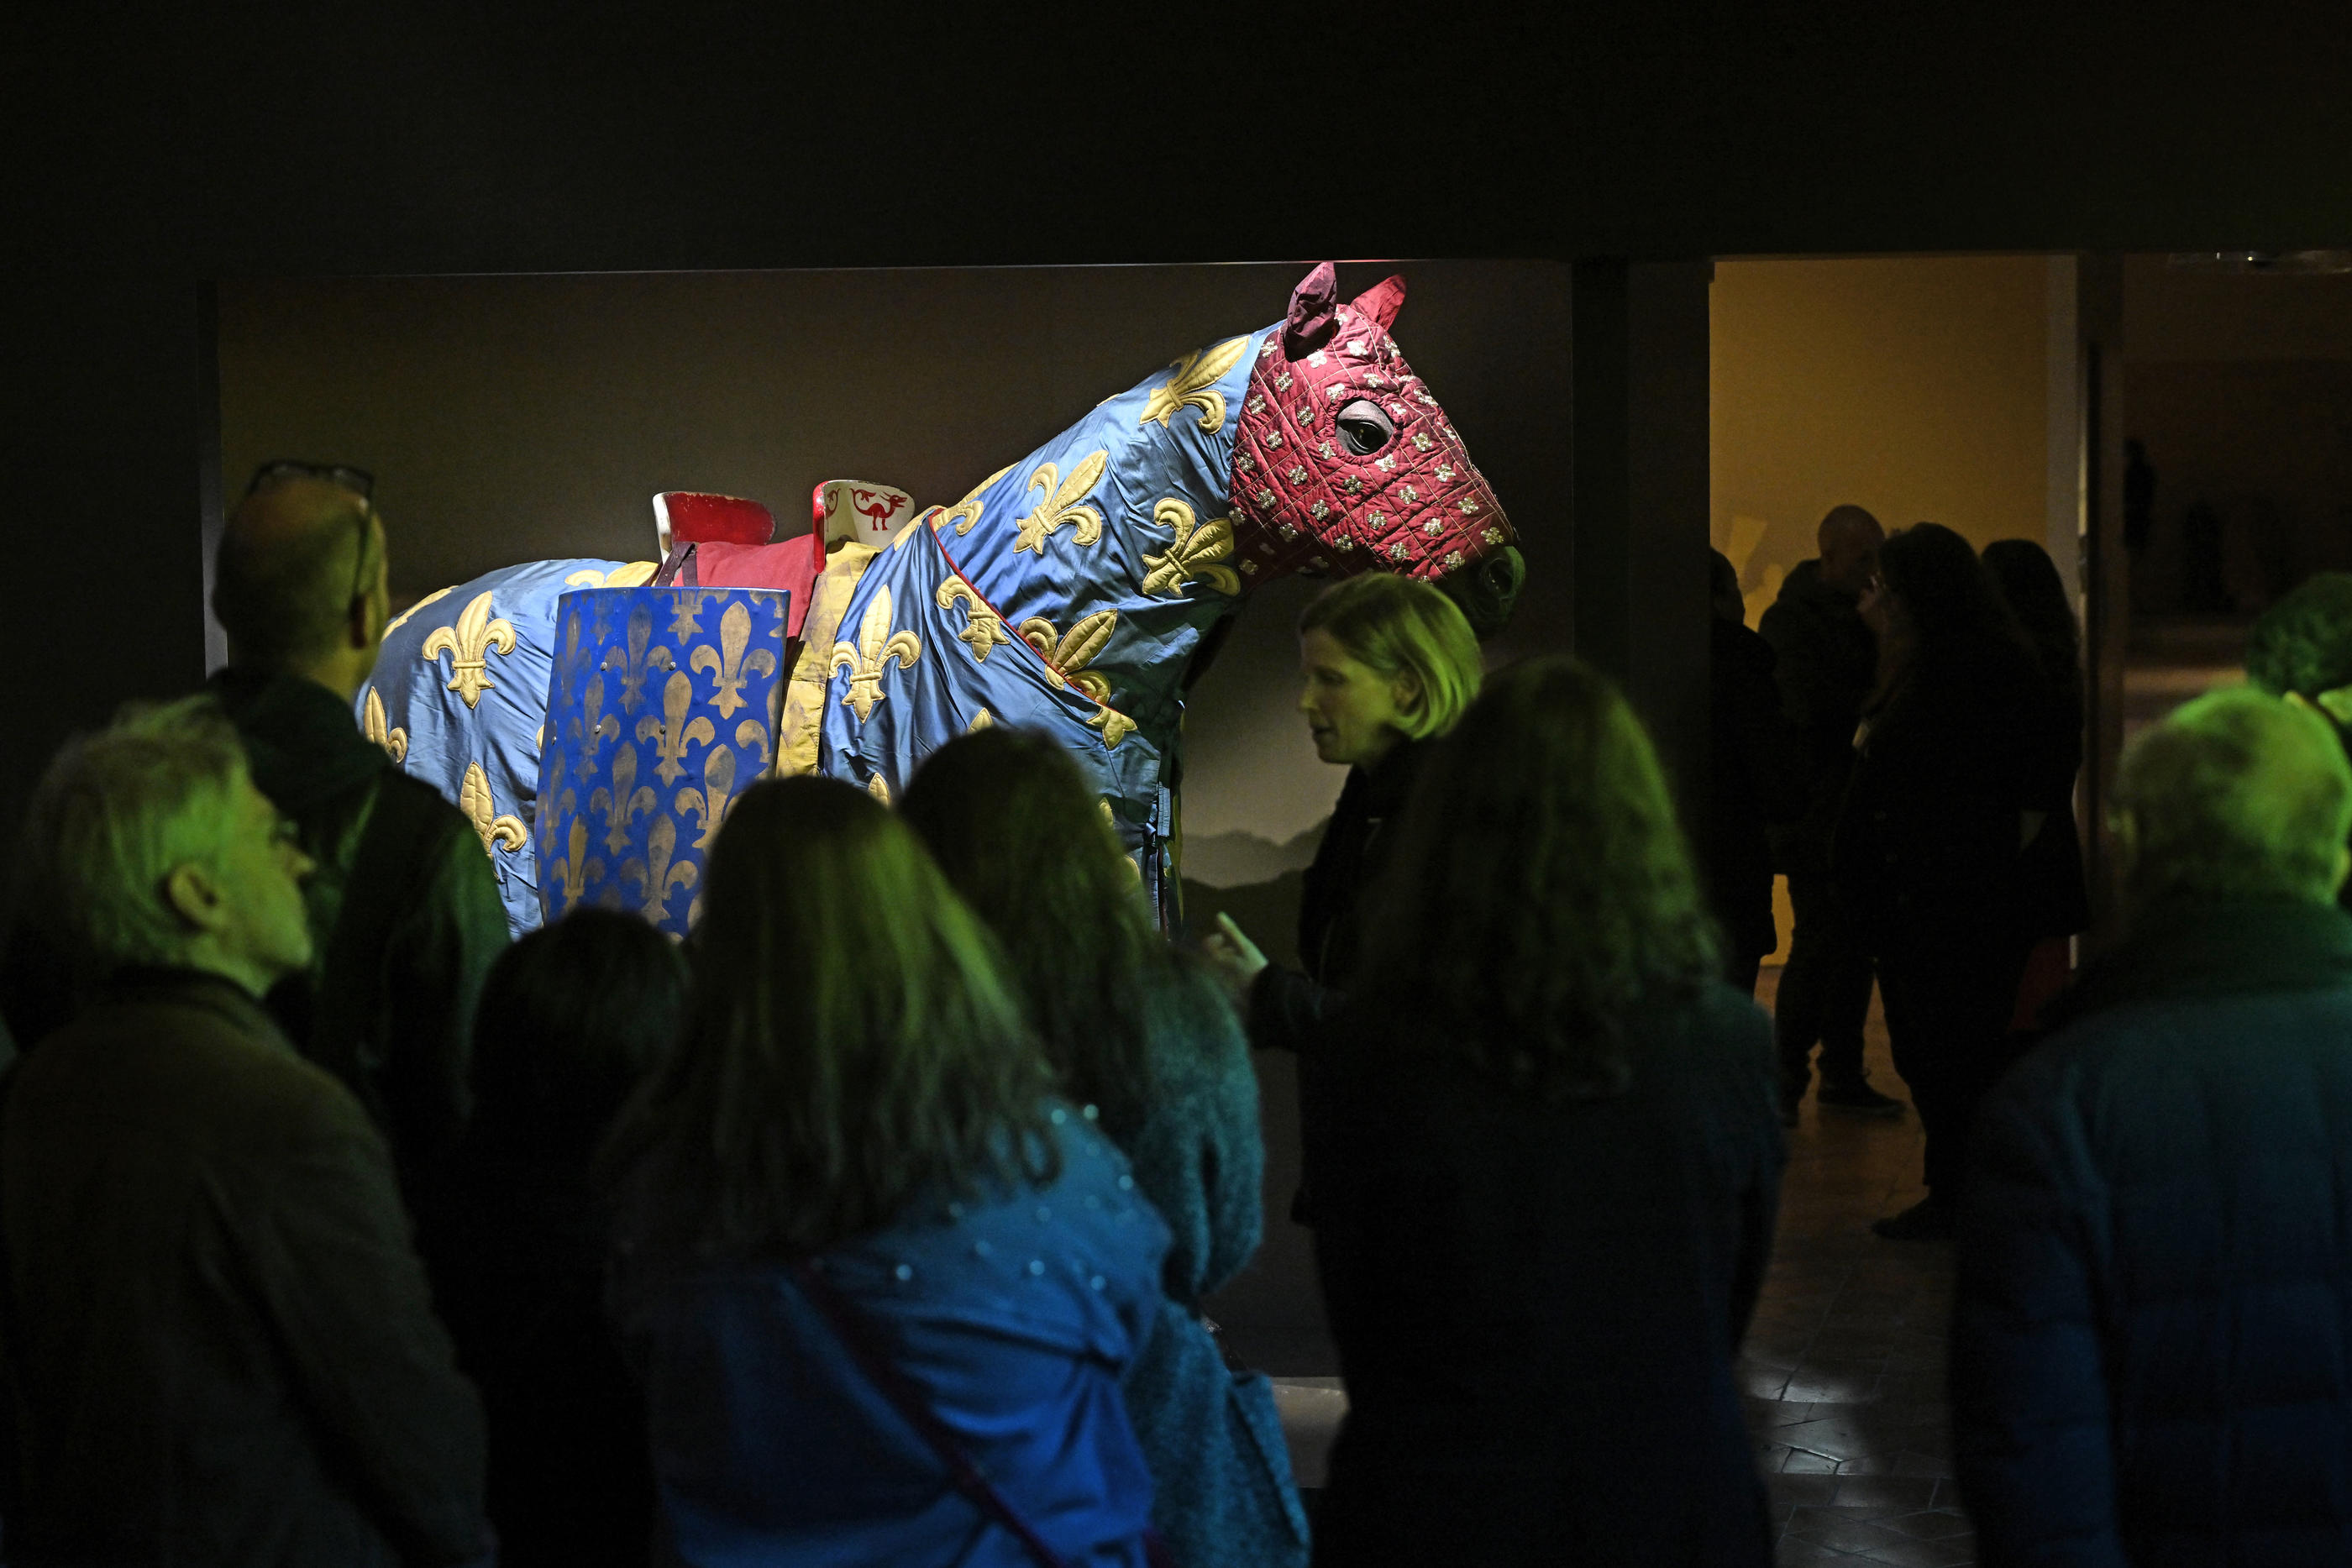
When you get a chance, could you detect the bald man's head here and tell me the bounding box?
[213,475,388,683]
[2114,687,2352,910]
[1817,506,1885,596]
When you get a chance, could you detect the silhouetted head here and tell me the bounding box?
[1709,549,1745,625]
[213,464,390,698]
[1877,522,2019,648]
[2113,688,2352,912]
[1816,505,1885,597]
[1982,538,2081,682]
[1358,657,1720,1104]
[601,776,1057,1259]
[471,908,686,1163]
[900,726,1165,1141]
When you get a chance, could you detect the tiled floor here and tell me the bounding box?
[1748,968,1976,1567]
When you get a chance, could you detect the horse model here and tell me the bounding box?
[360,262,1525,933]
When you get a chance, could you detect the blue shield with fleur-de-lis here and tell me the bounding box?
[536,585,790,935]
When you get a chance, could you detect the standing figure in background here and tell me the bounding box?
[904,728,1310,1568]
[207,462,510,1180]
[1757,506,1903,1123]
[1956,689,2352,1563]
[2245,571,2352,912]
[1839,524,2053,1240]
[1200,574,1483,1219]
[1309,658,1783,1567]
[2,699,490,1565]
[603,778,1171,1566]
[1704,550,1809,995]
[1981,539,2092,1031]
[415,907,685,1566]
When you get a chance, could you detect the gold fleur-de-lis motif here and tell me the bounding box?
[570,674,620,780]
[565,562,661,590]
[675,742,738,851]
[867,772,892,806]
[1089,705,1137,749]
[1018,610,1117,704]
[590,742,658,854]
[937,577,1012,663]
[1140,338,1250,433]
[667,590,722,638]
[360,686,407,763]
[619,813,696,924]
[603,605,675,714]
[637,671,717,787]
[1099,800,1143,884]
[384,585,452,638]
[735,717,772,775]
[1012,452,1109,554]
[689,601,778,718]
[827,585,922,722]
[456,763,528,856]
[968,709,995,732]
[943,467,1014,536]
[1140,500,1242,598]
[421,591,519,710]
[546,818,604,913]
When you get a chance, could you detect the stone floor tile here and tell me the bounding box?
[1785,1507,1911,1554]
[1853,1532,1976,1567]
[1777,1539,1872,1566]
[1873,1508,1975,1541]
[1831,1476,1940,1517]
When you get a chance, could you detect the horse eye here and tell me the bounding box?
[1337,399,1395,457]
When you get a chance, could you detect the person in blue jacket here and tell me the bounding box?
[903,727,1312,1568]
[1955,687,2352,1563]
[602,775,1171,1567]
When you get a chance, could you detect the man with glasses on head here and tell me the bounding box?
[204,461,508,1182]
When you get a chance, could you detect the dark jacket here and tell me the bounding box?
[1706,617,1809,962]
[413,1145,651,1566]
[1835,630,2051,941]
[208,668,510,1170]
[0,969,489,1566]
[1955,898,2352,1565]
[2016,651,2092,945]
[1307,983,1784,1567]
[1246,738,1428,1054]
[1118,972,1310,1568]
[1758,559,1878,874]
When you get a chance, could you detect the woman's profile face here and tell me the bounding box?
[1299,627,1417,767]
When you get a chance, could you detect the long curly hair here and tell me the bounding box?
[899,727,1163,1141]
[600,776,1058,1260]
[1355,657,1720,1102]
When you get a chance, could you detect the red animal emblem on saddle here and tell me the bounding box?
[852,488,908,534]
[1227,263,1514,584]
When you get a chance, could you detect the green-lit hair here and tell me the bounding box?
[1298,573,1483,741]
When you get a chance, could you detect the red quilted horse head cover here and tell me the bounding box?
[1226,264,1515,583]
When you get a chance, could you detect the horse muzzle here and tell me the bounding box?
[1439,544,1525,640]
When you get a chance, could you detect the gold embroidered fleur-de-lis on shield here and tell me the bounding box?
[669,590,722,638]
[422,591,518,710]
[944,466,1013,536]
[1019,610,1117,703]
[690,601,777,718]
[620,814,696,924]
[570,674,620,780]
[603,606,675,714]
[734,717,771,775]
[637,672,716,787]
[828,585,922,722]
[360,687,407,763]
[1013,453,1109,554]
[1140,338,1251,433]
[456,763,528,856]
[675,743,738,852]
[590,743,657,854]
[546,818,603,913]
[937,578,1012,663]
[1140,500,1242,598]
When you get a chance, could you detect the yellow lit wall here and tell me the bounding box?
[1712,256,2055,959]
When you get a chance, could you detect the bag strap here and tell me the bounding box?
[790,1260,1070,1568]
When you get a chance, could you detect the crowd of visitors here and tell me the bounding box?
[13,459,2352,1565]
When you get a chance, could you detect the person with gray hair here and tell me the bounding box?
[1954,687,2352,1563]
[2246,570,2352,911]
[0,696,491,1565]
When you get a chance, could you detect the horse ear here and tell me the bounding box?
[1352,275,1406,333]
[1284,261,1340,357]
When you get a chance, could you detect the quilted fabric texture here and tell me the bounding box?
[1226,300,1515,585]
